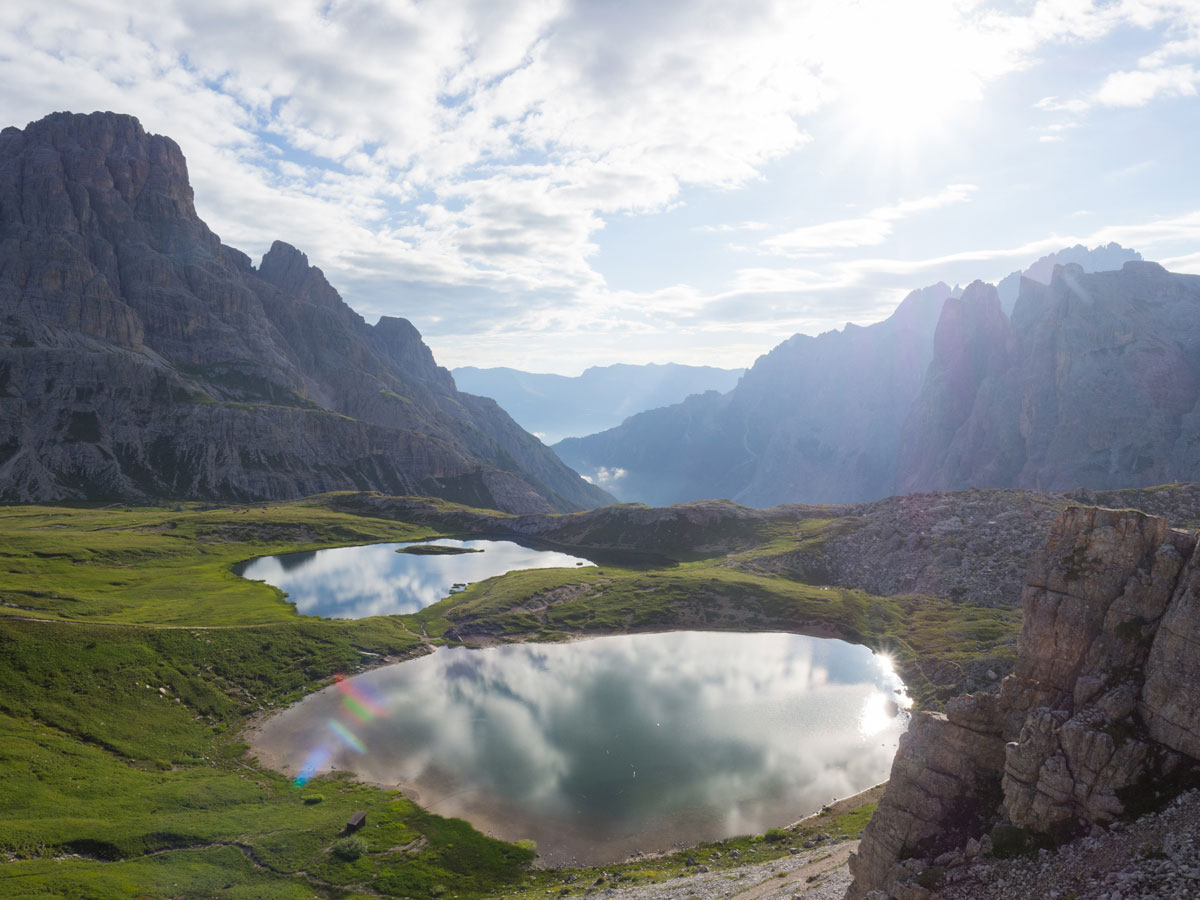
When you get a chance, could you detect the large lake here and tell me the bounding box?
[250,631,909,864]
[234,539,594,618]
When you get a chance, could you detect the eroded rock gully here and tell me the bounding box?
[847,506,1200,899]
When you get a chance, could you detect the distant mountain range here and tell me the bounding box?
[0,111,611,514]
[553,243,1200,507]
[451,363,745,444]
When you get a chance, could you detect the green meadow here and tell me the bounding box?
[0,497,1018,898]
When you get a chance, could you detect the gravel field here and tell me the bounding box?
[581,790,1200,900]
[589,841,857,900]
[935,790,1200,900]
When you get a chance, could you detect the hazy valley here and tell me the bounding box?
[451,363,744,445]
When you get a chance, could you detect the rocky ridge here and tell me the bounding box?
[899,261,1200,495]
[555,282,952,506]
[554,245,1166,509]
[0,111,610,513]
[847,505,1200,899]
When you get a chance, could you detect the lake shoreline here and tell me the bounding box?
[245,630,906,866]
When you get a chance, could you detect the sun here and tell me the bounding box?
[815,0,991,156]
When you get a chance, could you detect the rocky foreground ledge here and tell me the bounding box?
[848,506,1200,899]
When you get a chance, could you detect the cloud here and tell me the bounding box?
[694,221,771,234]
[1094,64,1200,106]
[762,185,977,256]
[581,466,627,487]
[0,0,1198,374]
[1159,250,1200,273]
[1104,159,1157,181]
[1028,2,1200,113]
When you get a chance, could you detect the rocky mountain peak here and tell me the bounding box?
[2,111,197,229]
[369,315,452,389]
[893,281,955,321]
[997,242,1143,312]
[0,111,610,512]
[258,240,348,312]
[931,280,1008,364]
[259,240,312,285]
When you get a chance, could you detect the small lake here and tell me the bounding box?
[233,539,594,618]
[250,631,909,865]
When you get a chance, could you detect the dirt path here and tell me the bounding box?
[729,842,857,900]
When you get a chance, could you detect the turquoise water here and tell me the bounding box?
[234,538,593,618]
[251,631,909,864]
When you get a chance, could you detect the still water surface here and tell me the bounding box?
[234,539,593,618]
[250,631,908,864]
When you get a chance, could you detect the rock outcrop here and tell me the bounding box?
[847,506,1200,898]
[0,111,611,513]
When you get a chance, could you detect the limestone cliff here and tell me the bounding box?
[848,506,1200,898]
[898,261,1200,495]
[0,111,611,513]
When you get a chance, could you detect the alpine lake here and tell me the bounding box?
[240,540,910,865]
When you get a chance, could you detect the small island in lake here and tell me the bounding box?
[396,544,485,555]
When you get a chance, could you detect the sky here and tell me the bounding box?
[2,1,1199,374]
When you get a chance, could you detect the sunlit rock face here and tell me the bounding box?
[0,110,610,512]
[250,631,910,865]
[848,506,1200,899]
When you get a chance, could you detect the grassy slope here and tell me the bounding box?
[0,503,534,900]
[0,501,441,624]
[0,497,1019,899]
[414,519,1018,708]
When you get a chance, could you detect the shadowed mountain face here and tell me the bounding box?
[900,261,1200,493]
[0,111,611,513]
[554,283,952,505]
[995,242,1142,313]
[556,247,1194,508]
[451,363,745,445]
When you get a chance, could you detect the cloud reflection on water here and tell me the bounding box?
[253,631,910,864]
[237,539,592,617]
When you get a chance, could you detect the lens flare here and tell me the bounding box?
[341,694,373,723]
[335,673,385,720]
[329,719,368,754]
[294,745,332,786]
[290,672,389,786]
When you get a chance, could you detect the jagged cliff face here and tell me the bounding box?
[898,261,1200,496]
[556,249,1195,510]
[554,282,951,506]
[0,111,611,513]
[995,242,1142,313]
[848,505,1200,899]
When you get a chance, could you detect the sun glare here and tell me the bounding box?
[818,1,988,156]
[860,691,903,736]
